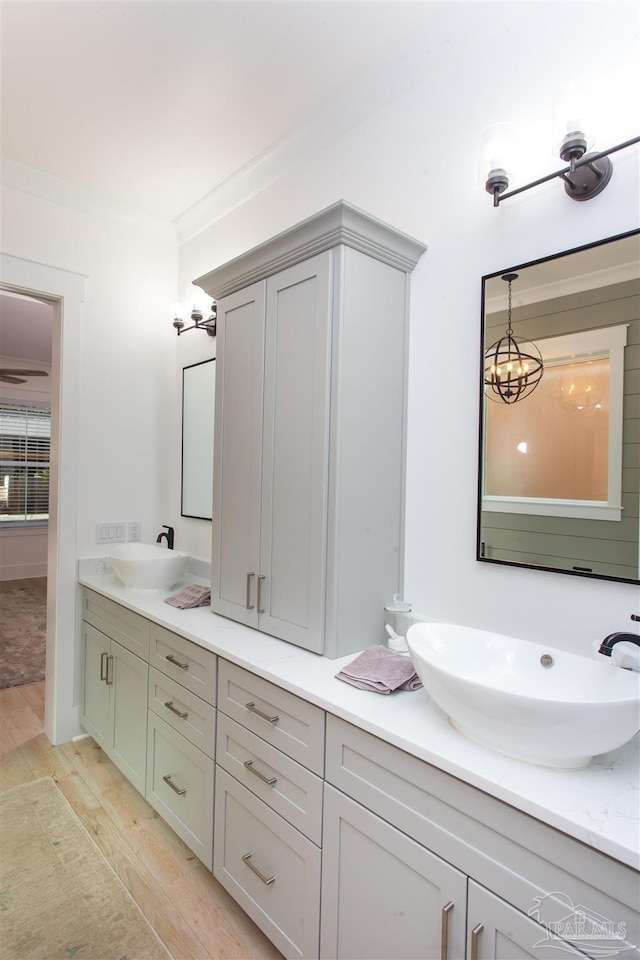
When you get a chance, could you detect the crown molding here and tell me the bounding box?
[1,158,176,235]
[195,201,427,300]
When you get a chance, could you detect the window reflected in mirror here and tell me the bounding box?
[478,230,639,583]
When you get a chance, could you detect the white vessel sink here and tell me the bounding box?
[406,622,640,769]
[110,543,189,590]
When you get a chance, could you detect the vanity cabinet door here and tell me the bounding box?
[211,281,265,628]
[256,254,331,653]
[110,639,148,795]
[467,882,591,960]
[80,621,111,749]
[212,254,331,653]
[80,624,148,795]
[321,785,467,960]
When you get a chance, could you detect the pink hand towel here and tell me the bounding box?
[336,645,422,694]
[165,584,211,609]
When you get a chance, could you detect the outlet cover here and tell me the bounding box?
[127,522,142,542]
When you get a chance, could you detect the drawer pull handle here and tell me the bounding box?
[242,853,275,886]
[162,774,187,796]
[246,572,255,610]
[257,575,266,614]
[164,701,188,719]
[471,923,484,960]
[106,654,114,686]
[244,759,277,786]
[246,701,279,725]
[100,651,108,681]
[166,654,189,670]
[441,901,454,960]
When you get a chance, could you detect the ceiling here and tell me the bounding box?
[0,291,54,364]
[1,0,447,362]
[1,0,441,223]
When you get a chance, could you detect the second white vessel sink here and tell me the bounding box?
[406,622,640,769]
[110,542,189,590]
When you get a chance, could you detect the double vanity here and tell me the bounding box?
[77,204,639,959]
[78,567,639,960]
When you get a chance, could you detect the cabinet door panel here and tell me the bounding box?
[146,712,214,869]
[80,622,111,748]
[321,785,467,960]
[110,640,148,794]
[467,882,592,959]
[214,767,321,960]
[260,253,331,652]
[212,282,265,625]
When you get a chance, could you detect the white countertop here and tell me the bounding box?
[79,570,640,870]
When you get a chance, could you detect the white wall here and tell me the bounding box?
[1,181,178,741]
[1,183,179,555]
[177,1,640,657]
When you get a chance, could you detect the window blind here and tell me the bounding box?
[0,401,51,524]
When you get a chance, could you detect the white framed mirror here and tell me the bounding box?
[181,358,215,520]
[478,230,640,584]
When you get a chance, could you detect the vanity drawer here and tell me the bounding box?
[149,623,216,704]
[217,713,323,844]
[146,711,214,869]
[214,766,321,960]
[325,715,640,949]
[148,666,216,759]
[218,660,325,775]
[82,588,149,659]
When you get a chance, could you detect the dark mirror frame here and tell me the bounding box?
[477,229,640,585]
[181,357,215,521]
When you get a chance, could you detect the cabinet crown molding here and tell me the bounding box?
[195,201,427,300]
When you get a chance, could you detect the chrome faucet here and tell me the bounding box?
[598,632,640,657]
[156,525,174,550]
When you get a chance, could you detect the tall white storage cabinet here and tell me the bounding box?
[197,202,426,657]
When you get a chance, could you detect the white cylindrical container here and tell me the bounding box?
[383,595,412,649]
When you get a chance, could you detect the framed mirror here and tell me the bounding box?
[478,230,639,584]
[181,358,215,520]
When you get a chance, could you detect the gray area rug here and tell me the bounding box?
[0,584,47,689]
[0,777,171,959]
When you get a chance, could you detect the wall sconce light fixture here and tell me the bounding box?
[483,131,640,208]
[172,287,216,337]
[484,273,544,404]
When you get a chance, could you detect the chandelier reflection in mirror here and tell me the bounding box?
[483,273,544,403]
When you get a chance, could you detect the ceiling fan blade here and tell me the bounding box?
[0,369,49,377]
[0,375,27,384]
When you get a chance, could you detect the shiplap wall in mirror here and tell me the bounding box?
[478,231,640,584]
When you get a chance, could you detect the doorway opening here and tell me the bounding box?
[0,253,86,744]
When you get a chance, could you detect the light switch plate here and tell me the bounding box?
[96,522,126,544]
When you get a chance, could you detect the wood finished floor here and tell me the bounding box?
[0,682,284,960]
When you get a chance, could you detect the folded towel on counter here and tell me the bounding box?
[336,645,422,694]
[164,584,211,609]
